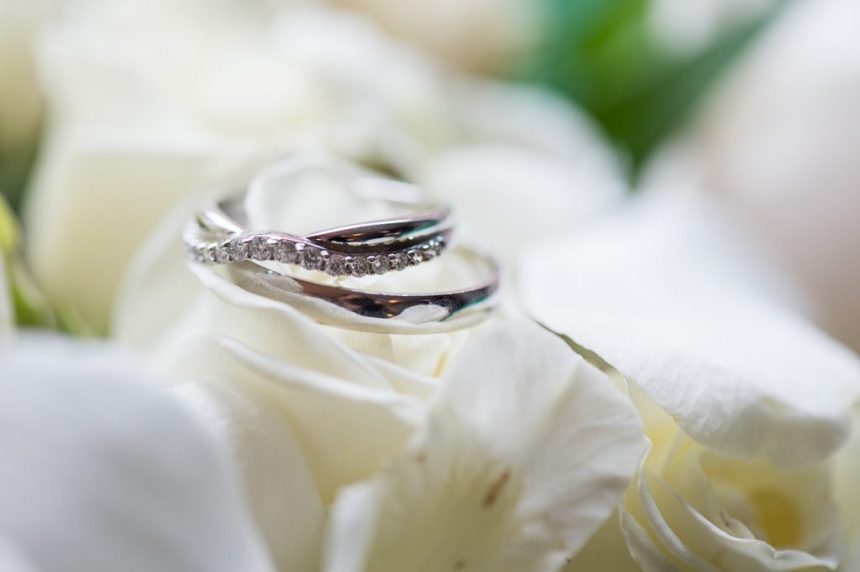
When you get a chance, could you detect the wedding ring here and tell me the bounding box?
[183,154,502,332]
[223,245,501,333]
[184,169,454,277]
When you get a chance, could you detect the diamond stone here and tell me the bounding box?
[274,240,297,264]
[214,242,231,263]
[300,246,325,271]
[186,244,201,263]
[229,239,249,262]
[203,244,218,263]
[249,237,272,260]
[406,249,423,266]
[419,243,435,262]
[327,254,347,276]
[349,256,369,277]
[370,255,390,275]
[431,237,446,256]
[389,252,409,271]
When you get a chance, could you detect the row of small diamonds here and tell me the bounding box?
[187,233,447,277]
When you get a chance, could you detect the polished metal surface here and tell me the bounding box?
[183,154,502,332]
[225,245,501,334]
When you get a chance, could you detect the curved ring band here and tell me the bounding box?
[185,176,455,277]
[223,245,501,334]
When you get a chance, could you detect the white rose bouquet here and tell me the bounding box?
[1,0,859,571]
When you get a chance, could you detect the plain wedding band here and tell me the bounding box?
[223,244,501,334]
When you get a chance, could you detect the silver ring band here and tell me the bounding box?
[221,245,501,334]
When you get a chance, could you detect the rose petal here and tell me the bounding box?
[622,440,838,572]
[172,378,325,572]
[449,81,619,167]
[421,82,625,265]
[324,319,645,571]
[619,505,681,572]
[167,331,422,501]
[0,337,273,572]
[522,193,860,467]
[165,265,397,388]
[420,144,623,265]
[24,129,223,333]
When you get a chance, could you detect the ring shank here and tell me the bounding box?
[223,245,501,334]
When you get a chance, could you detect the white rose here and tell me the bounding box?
[649,0,860,352]
[112,156,644,570]
[0,337,273,572]
[522,192,860,570]
[23,0,621,334]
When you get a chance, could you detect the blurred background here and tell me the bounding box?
[1,0,858,351]
[0,0,782,203]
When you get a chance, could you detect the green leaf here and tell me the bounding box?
[527,0,784,176]
[0,194,66,330]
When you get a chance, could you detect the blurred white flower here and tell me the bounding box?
[111,156,643,570]
[650,0,860,352]
[22,0,621,334]
[0,337,274,572]
[521,192,860,570]
[419,81,624,265]
[323,0,538,74]
[0,0,54,159]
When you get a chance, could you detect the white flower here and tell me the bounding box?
[0,337,274,572]
[521,192,860,570]
[22,0,621,333]
[112,157,643,570]
[649,0,860,352]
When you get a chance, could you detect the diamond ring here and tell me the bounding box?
[184,160,454,277]
[183,155,501,332]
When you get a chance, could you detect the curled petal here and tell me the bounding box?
[622,438,839,571]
